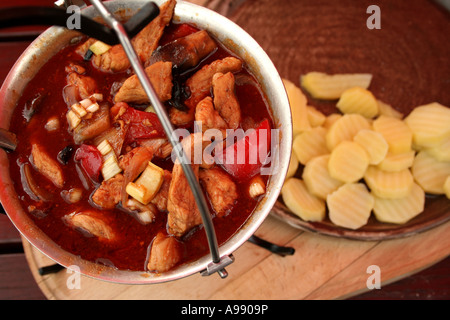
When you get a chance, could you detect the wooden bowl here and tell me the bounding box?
[229,0,450,240]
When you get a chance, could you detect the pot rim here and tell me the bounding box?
[0,0,292,284]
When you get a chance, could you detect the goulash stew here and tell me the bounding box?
[7,0,274,272]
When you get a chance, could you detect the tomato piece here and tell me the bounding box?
[160,23,199,45]
[74,144,103,182]
[126,124,163,140]
[217,119,272,180]
[114,103,166,143]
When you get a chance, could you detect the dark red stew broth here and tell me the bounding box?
[7,22,273,271]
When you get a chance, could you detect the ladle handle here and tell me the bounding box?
[89,0,231,278]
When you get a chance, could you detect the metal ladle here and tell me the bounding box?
[88,0,234,278]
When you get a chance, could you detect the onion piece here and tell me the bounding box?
[63,85,80,108]
[120,147,154,206]
[23,92,47,122]
[45,116,60,132]
[93,120,128,157]
[126,199,156,225]
[20,163,52,201]
[61,188,83,204]
[72,103,110,144]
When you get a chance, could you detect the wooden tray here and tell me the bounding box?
[22,0,450,299]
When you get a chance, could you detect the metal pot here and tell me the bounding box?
[0,0,292,284]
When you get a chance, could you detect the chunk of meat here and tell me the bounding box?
[133,0,176,64]
[167,134,202,237]
[114,61,173,104]
[149,30,217,71]
[139,138,169,157]
[31,143,64,188]
[119,146,155,205]
[170,57,242,126]
[118,139,165,172]
[167,162,200,237]
[199,167,238,217]
[92,44,130,73]
[151,169,172,211]
[119,146,152,171]
[93,120,129,157]
[91,174,124,209]
[194,96,228,133]
[65,63,86,75]
[169,107,196,127]
[66,72,97,100]
[64,210,116,241]
[185,57,243,109]
[75,38,95,57]
[147,232,182,272]
[79,0,175,73]
[212,72,241,129]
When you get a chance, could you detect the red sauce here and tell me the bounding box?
[7,23,273,271]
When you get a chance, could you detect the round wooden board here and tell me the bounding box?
[23,215,450,299]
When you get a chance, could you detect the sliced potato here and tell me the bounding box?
[307,106,326,127]
[281,178,326,222]
[323,113,342,130]
[326,113,372,150]
[373,115,412,154]
[286,152,299,179]
[303,154,344,199]
[283,79,310,136]
[404,102,450,149]
[293,126,328,165]
[337,87,379,119]
[354,129,389,165]
[425,135,450,162]
[444,176,450,199]
[364,166,413,199]
[373,183,425,224]
[377,150,415,172]
[328,141,369,183]
[327,183,374,230]
[300,72,372,100]
[411,150,450,195]
[377,100,403,119]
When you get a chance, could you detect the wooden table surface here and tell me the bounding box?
[0,0,449,300]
